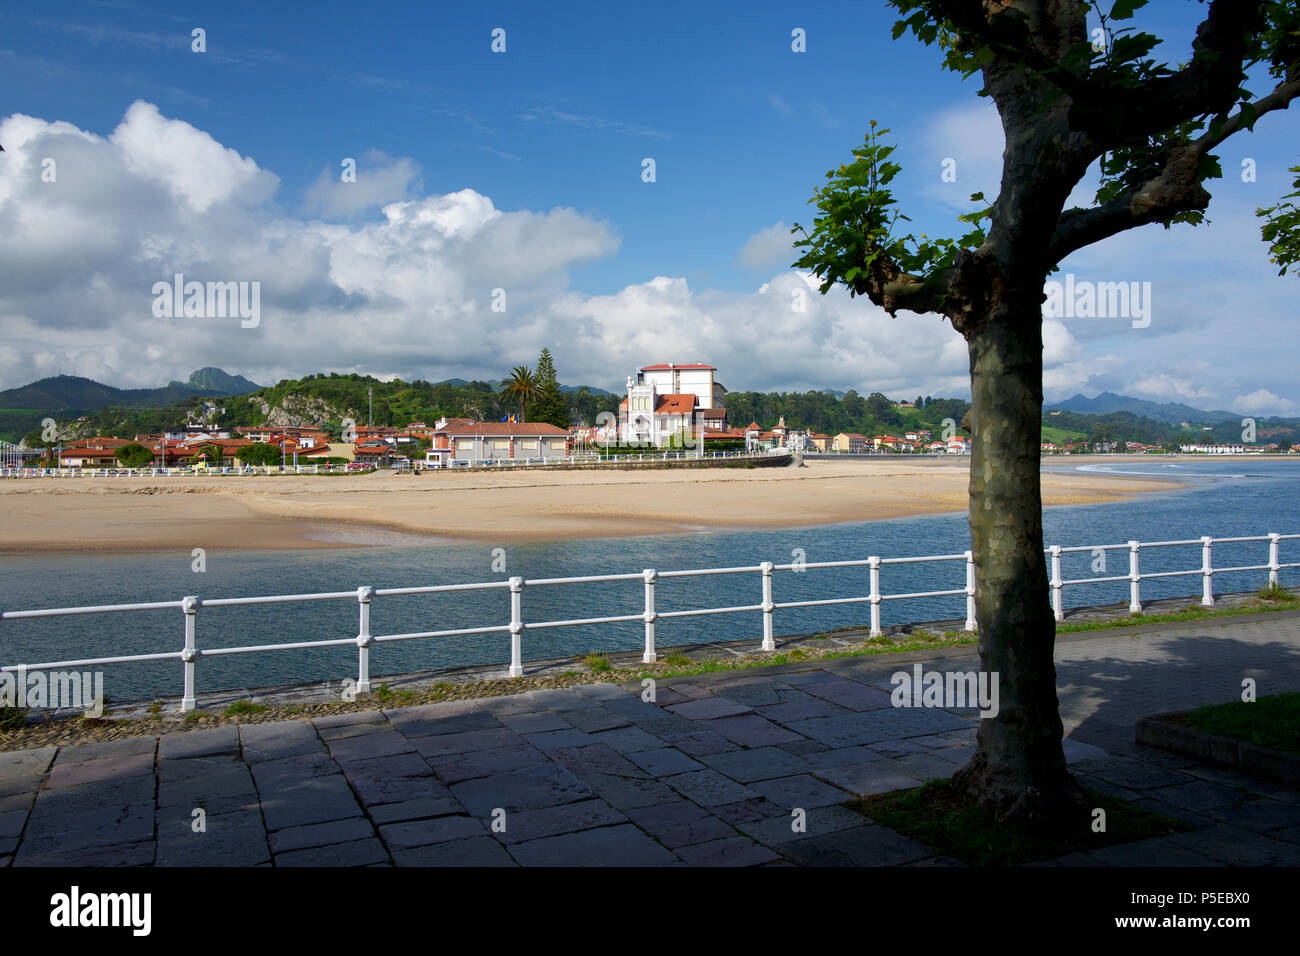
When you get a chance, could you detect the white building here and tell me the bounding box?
[619,362,728,447]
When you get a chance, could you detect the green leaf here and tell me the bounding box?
[1110,0,1148,21]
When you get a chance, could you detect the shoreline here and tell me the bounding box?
[0,455,1196,555]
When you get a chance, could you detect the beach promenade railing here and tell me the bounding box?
[0,448,784,479]
[1,532,1296,711]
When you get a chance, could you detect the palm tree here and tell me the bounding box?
[499,366,540,423]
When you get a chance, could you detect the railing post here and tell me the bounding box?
[642,569,657,663]
[356,586,374,695]
[508,576,524,677]
[1201,536,1215,607]
[964,550,978,631]
[1128,540,1142,613]
[760,561,775,651]
[868,556,882,638]
[1049,545,1063,622]
[1268,532,1280,588]
[180,595,199,712]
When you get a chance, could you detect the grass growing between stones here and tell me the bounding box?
[0,705,29,732]
[1056,588,1299,635]
[224,700,269,717]
[1176,692,1300,756]
[856,780,1194,866]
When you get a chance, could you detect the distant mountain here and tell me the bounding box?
[1048,392,1247,425]
[168,367,262,395]
[0,368,260,412]
[431,378,496,389]
[560,384,617,397]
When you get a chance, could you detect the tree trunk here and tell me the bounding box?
[950,280,1085,831]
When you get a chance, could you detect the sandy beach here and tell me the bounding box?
[0,456,1187,554]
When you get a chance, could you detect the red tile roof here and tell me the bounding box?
[654,394,697,414]
[639,363,716,371]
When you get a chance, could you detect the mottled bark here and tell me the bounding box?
[949,287,1085,830]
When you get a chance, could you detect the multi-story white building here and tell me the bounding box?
[618,362,728,447]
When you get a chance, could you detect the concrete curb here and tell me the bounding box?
[1136,711,1300,787]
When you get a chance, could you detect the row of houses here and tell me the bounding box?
[738,420,970,455]
[819,431,971,455]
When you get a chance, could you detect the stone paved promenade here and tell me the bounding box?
[2,612,1299,866]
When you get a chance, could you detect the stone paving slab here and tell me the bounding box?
[240,721,324,763]
[697,746,811,783]
[159,726,240,760]
[276,837,390,867]
[379,814,486,850]
[775,825,933,866]
[2,613,1298,865]
[507,823,677,867]
[624,801,737,848]
[494,798,626,844]
[391,836,516,866]
[157,807,269,867]
[0,747,56,797]
[673,835,782,866]
[258,775,362,831]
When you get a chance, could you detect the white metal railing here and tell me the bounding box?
[1,532,1295,711]
[0,448,783,478]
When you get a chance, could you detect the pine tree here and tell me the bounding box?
[531,347,568,428]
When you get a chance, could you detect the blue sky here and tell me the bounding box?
[2,0,1297,414]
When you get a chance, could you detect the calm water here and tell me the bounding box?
[2,459,1297,703]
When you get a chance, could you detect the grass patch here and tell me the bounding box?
[0,706,29,732]
[1178,692,1300,756]
[582,651,612,673]
[660,652,693,667]
[147,701,163,717]
[374,683,393,701]
[857,779,1193,866]
[1056,594,1299,634]
[1257,583,1300,604]
[223,700,269,717]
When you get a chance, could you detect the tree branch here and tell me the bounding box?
[925,0,1266,149]
[852,254,955,321]
[1047,75,1300,264]
[1067,0,1267,148]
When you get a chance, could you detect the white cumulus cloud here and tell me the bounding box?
[735,221,798,271]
